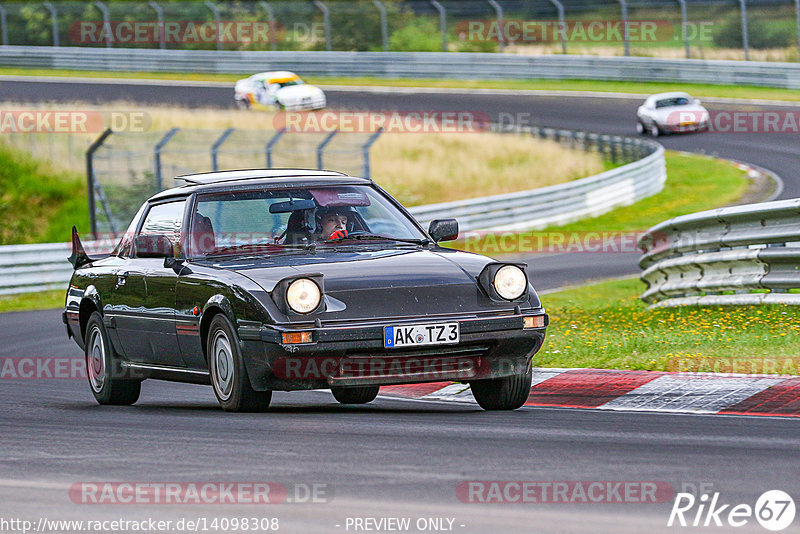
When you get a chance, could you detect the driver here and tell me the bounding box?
[316,207,350,241]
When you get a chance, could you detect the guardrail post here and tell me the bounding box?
[429,0,447,52]
[617,0,629,56]
[265,128,286,168]
[361,127,384,178]
[86,129,113,239]
[94,1,111,48]
[0,5,7,46]
[42,2,59,47]
[547,0,566,54]
[488,0,504,51]
[313,0,332,51]
[148,1,165,49]
[257,1,278,51]
[739,0,749,60]
[204,1,222,51]
[317,129,338,169]
[210,128,235,171]
[676,0,689,58]
[371,0,389,51]
[154,128,179,191]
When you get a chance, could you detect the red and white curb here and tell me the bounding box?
[379,368,800,417]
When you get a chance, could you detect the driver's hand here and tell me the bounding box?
[328,229,348,240]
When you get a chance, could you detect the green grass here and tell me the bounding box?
[0,289,65,313]
[539,277,800,375]
[4,66,800,102]
[0,144,90,245]
[457,151,749,255]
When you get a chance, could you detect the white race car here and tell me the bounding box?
[636,92,710,137]
[234,71,327,111]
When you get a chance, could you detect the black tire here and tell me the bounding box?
[470,367,532,411]
[649,122,661,137]
[235,98,250,110]
[635,120,645,135]
[331,386,380,405]
[207,314,272,412]
[84,311,141,406]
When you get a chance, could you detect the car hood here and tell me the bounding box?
[276,84,324,103]
[215,247,531,321]
[652,104,708,124]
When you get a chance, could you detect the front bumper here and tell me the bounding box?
[238,313,547,391]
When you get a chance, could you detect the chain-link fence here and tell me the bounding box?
[0,0,798,61]
[85,127,382,235]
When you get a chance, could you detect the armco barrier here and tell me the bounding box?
[4,46,800,89]
[0,129,664,295]
[638,199,800,307]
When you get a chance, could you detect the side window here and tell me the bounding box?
[137,199,187,254]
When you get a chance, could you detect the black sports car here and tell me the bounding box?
[64,169,548,411]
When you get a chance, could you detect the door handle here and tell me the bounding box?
[116,271,129,287]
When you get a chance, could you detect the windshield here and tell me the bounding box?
[189,185,427,258]
[277,79,304,88]
[655,97,690,108]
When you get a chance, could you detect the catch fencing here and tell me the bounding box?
[86,127,383,236]
[638,199,800,307]
[0,126,664,295]
[0,0,797,60]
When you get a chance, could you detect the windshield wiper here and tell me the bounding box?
[325,233,430,246]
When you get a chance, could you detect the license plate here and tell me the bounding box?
[384,322,459,348]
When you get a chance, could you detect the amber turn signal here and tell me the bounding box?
[282,332,313,344]
[523,315,547,329]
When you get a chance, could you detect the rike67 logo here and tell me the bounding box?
[668,490,795,531]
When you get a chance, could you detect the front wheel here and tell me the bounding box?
[470,368,532,411]
[85,311,141,405]
[649,122,661,137]
[635,120,645,135]
[208,314,272,412]
[331,386,380,405]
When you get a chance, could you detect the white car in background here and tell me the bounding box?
[234,71,327,111]
[636,92,710,137]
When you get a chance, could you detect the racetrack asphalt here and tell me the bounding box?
[0,78,798,533]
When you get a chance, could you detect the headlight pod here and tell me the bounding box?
[477,263,529,302]
[272,273,326,316]
[494,265,527,300]
[286,278,322,314]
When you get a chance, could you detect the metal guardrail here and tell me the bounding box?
[4,46,800,89]
[0,127,664,296]
[638,199,800,307]
[0,240,115,295]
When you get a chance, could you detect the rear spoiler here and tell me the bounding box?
[67,226,93,269]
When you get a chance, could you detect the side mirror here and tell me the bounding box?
[134,235,174,258]
[428,219,459,243]
[694,99,702,105]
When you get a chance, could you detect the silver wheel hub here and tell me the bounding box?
[87,325,106,393]
[211,330,235,401]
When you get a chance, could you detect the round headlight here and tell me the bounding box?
[286,278,322,314]
[493,265,527,300]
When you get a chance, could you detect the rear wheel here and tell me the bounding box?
[208,314,272,412]
[85,311,141,405]
[331,386,380,405]
[470,367,532,411]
